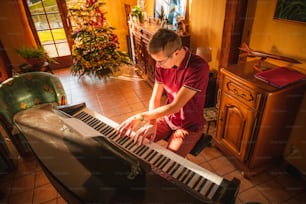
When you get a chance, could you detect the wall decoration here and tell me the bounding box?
[274,0,306,23]
[154,0,187,25]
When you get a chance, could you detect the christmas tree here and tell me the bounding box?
[68,0,130,78]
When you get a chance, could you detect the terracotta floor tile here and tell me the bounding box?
[198,161,215,173]
[35,170,50,188]
[200,146,223,161]
[208,156,236,176]
[248,171,274,186]
[57,196,68,204]
[186,153,208,164]
[8,189,33,204]
[238,186,270,204]
[257,179,294,203]
[11,173,35,195]
[42,198,57,204]
[33,183,58,204]
[14,158,38,178]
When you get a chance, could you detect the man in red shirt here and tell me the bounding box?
[118,28,209,157]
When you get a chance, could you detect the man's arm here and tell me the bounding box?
[149,82,164,111]
[141,86,197,121]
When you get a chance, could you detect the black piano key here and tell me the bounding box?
[207,184,219,201]
[178,169,191,182]
[95,123,106,132]
[114,134,126,142]
[124,139,135,149]
[92,120,102,129]
[199,180,213,196]
[108,129,118,139]
[158,158,171,169]
[167,162,179,174]
[148,153,162,164]
[171,165,185,179]
[187,174,201,189]
[95,122,109,133]
[115,136,127,144]
[103,129,117,140]
[182,171,195,185]
[118,136,130,145]
[143,149,155,160]
[151,154,163,165]
[101,125,111,133]
[137,146,149,157]
[108,131,118,140]
[140,149,154,159]
[88,118,99,127]
[146,151,158,162]
[82,115,92,123]
[128,143,140,152]
[75,112,87,120]
[103,126,114,136]
[161,160,175,172]
[194,177,206,192]
[176,167,188,181]
[132,145,144,154]
[134,145,146,155]
[73,112,82,118]
[155,156,167,168]
[79,111,87,117]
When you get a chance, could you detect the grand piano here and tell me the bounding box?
[14,103,240,203]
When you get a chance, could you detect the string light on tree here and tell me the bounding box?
[69,0,130,78]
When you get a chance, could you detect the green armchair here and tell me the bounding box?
[0,72,67,157]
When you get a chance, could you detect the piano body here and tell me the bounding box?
[13,103,240,203]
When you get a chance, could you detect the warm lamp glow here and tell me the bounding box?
[196,47,212,62]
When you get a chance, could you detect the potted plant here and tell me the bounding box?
[15,46,57,68]
[131,5,144,23]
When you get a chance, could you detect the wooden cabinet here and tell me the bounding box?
[215,61,306,177]
[129,22,190,86]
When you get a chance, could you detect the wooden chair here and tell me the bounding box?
[203,89,221,134]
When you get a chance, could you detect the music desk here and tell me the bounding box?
[13,104,205,203]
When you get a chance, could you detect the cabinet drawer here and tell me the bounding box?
[223,76,261,109]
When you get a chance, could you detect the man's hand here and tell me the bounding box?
[117,115,156,145]
[117,115,139,138]
[134,123,156,145]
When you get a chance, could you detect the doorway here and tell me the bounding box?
[22,0,77,68]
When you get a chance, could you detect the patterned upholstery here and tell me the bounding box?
[0,72,67,156]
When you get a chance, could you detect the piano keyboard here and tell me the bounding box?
[70,108,239,203]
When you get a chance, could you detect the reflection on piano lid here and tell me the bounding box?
[67,107,240,203]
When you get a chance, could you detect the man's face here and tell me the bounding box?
[151,50,176,69]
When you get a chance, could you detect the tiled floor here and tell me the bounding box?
[1,66,306,204]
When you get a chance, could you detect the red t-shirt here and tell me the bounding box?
[155,48,209,131]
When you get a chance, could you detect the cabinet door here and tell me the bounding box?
[217,92,256,162]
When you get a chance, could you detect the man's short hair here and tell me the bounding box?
[148,28,182,57]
